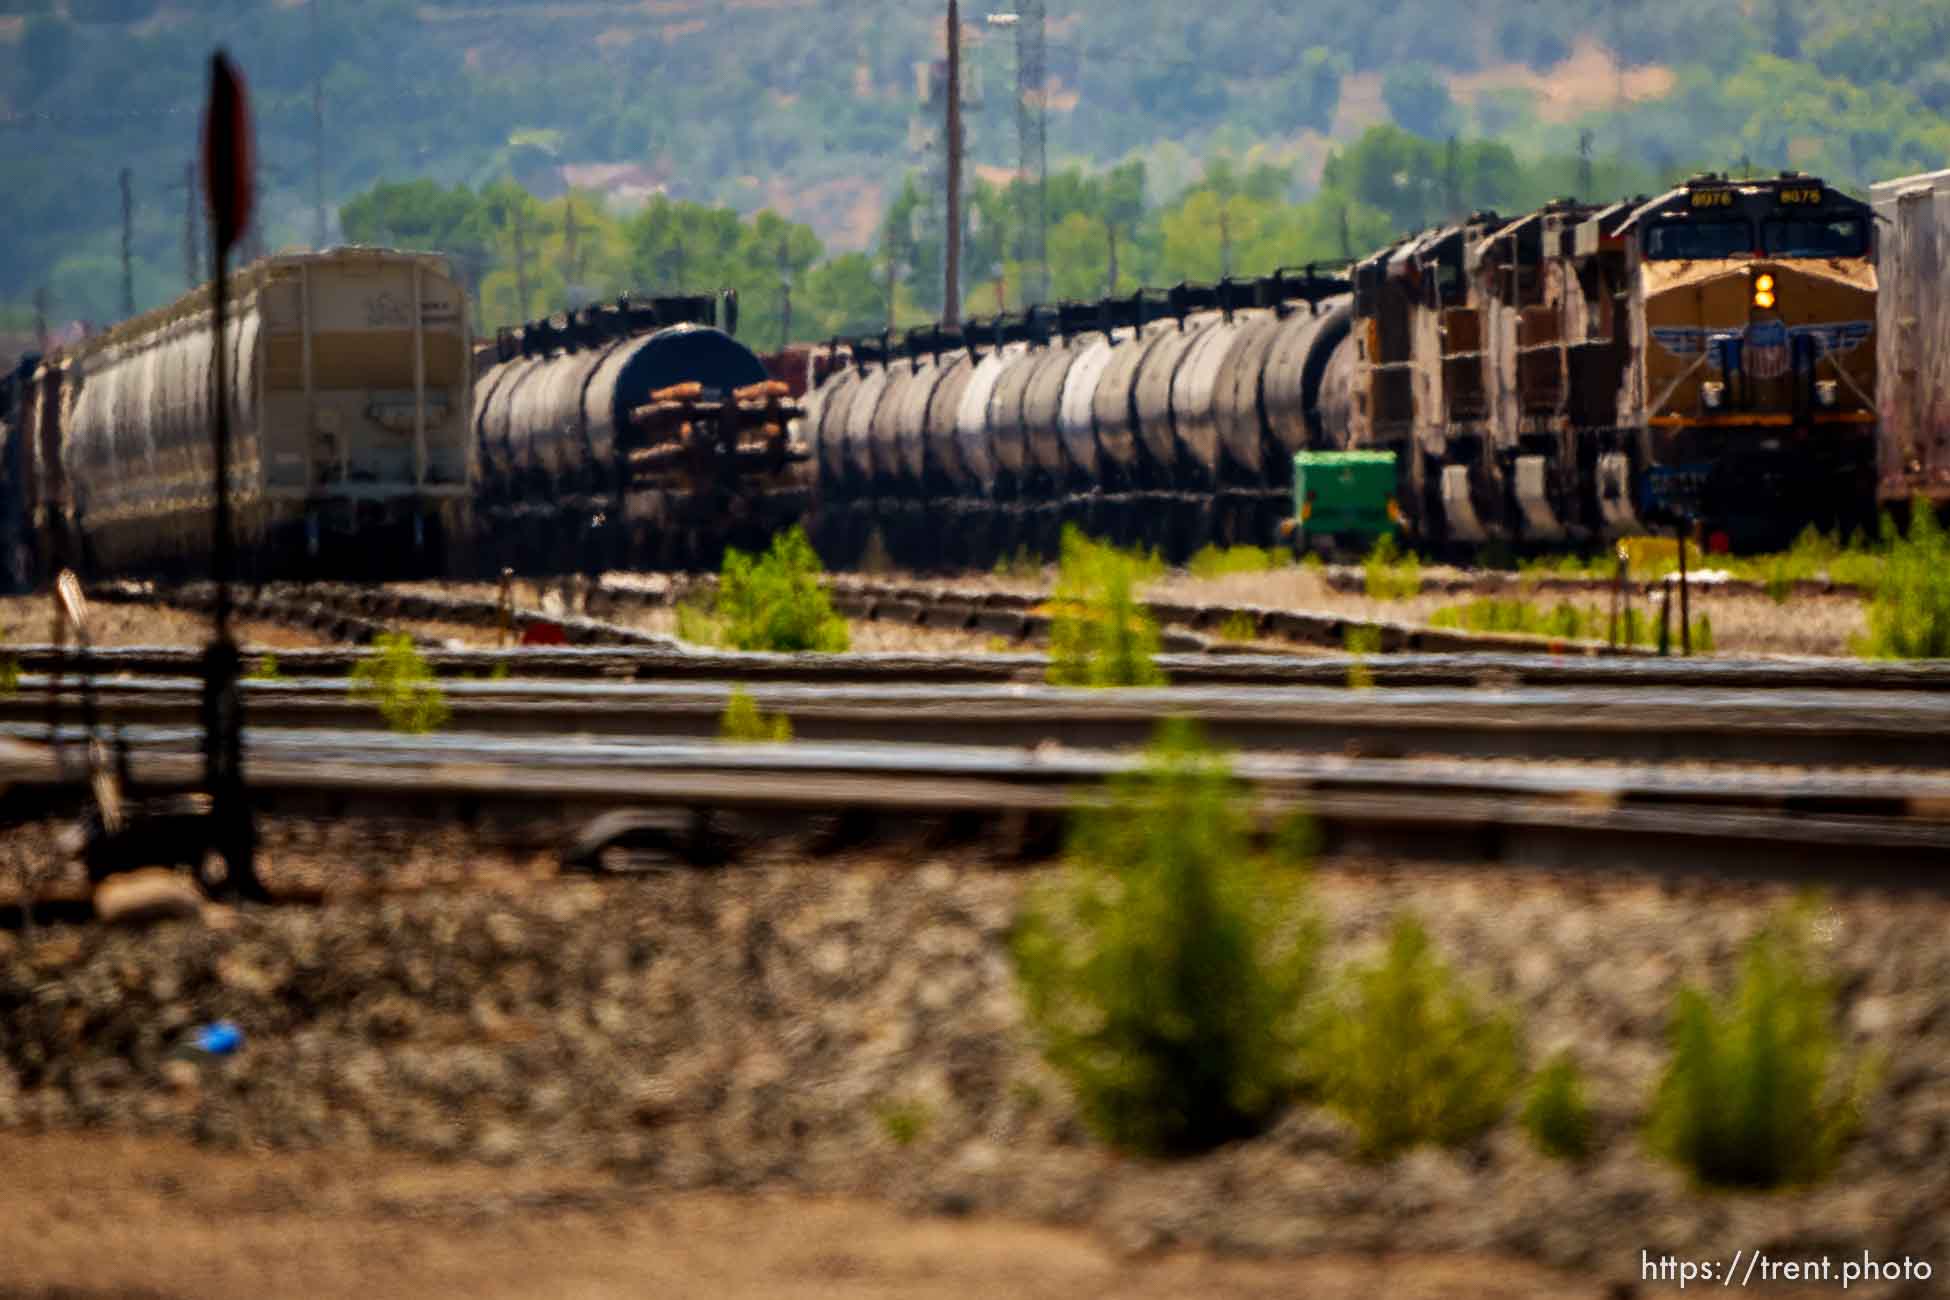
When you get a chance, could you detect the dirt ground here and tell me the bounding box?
[0,1129,1627,1300]
[0,597,331,652]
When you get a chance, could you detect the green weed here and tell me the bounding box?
[1362,533,1422,600]
[0,657,16,697]
[993,544,1044,581]
[1429,597,1706,650]
[719,685,792,742]
[349,632,449,734]
[1189,544,1282,580]
[680,526,850,653]
[875,1098,932,1147]
[1046,527,1167,687]
[1311,914,1522,1159]
[1647,905,1875,1189]
[1216,611,1259,642]
[1344,623,1381,689]
[1012,720,1323,1155]
[246,654,281,680]
[1523,1051,1595,1160]
[1854,502,1950,659]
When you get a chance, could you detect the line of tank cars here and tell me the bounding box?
[7,167,1950,588]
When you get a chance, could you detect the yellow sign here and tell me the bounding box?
[1778,186,1823,205]
[1690,189,1736,208]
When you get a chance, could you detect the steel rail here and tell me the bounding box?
[12,677,1950,766]
[10,643,1950,691]
[4,733,1947,889]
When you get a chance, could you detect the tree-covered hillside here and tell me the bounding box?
[5,0,1950,335]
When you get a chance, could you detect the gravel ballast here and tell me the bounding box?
[1,854,1945,1297]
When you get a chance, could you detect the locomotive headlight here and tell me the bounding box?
[1753,273,1776,310]
[1816,380,1839,408]
[1702,381,1726,410]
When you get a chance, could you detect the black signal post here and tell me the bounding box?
[201,51,266,901]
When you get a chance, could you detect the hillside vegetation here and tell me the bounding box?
[6,0,1949,339]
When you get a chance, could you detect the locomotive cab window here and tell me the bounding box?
[1643,220,1753,260]
[1760,216,1868,258]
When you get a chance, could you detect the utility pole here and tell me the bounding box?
[1578,129,1594,202]
[1105,221,1117,296]
[942,0,962,324]
[562,196,580,302]
[1217,192,1232,279]
[33,286,48,352]
[1023,0,1046,302]
[511,199,531,319]
[312,0,326,248]
[120,168,134,317]
[777,233,792,351]
[184,160,200,288]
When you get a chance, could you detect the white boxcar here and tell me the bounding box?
[60,247,472,575]
[1871,169,1950,510]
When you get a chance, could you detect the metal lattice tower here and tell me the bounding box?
[1017,0,1047,302]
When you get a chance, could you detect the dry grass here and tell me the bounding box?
[0,597,332,650]
[905,569,1869,658]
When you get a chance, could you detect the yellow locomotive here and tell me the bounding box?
[1344,172,1876,549]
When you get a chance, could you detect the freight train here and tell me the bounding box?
[0,171,1908,588]
[0,255,806,590]
[801,171,1882,564]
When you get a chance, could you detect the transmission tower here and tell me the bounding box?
[1017,0,1046,303]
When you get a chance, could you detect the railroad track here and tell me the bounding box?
[97,575,1657,658]
[12,676,1950,766]
[11,643,1950,692]
[4,733,1947,893]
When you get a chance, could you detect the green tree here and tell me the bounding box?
[1012,720,1323,1155]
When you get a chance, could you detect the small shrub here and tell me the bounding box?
[246,654,280,680]
[0,657,16,697]
[683,526,850,653]
[1854,501,1950,659]
[719,685,792,742]
[1012,720,1323,1155]
[1523,1051,1595,1160]
[876,1098,931,1147]
[673,599,724,646]
[1618,535,1705,581]
[1647,905,1874,1189]
[1217,611,1258,642]
[1189,544,1278,580]
[1300,550,1325,572]
[1344,623,1381,689]
[1311,914,1522,1159]
[993,544,1043,581]
[1362,533,1422,600]
[350,632,449,734]
[985,635,1016,653]
[1046,527,1167,687]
